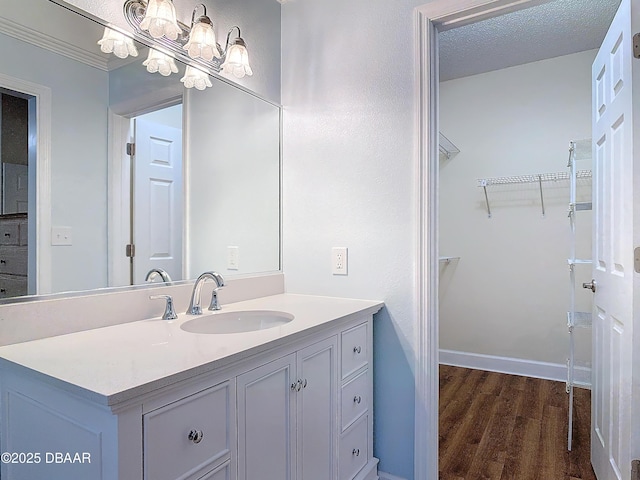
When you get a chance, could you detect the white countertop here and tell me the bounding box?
[0,294,383,406]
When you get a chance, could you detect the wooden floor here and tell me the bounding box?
[439,365,596,480]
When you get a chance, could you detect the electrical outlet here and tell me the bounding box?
[227,246,239,270]
[332,247,348,275]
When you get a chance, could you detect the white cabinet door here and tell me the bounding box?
[237,354,296,480]
[296,337,337,480]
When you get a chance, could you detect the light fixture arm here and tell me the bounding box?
[224,26,243,53]
[190,3,208,27]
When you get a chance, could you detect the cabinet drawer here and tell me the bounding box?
[341,322,368,379]
[341,370,368,431]
[0,274,27,298]
[144,382,232,480]
[0,223,19,246]
[0,246,27,275]
[339,415,368,480]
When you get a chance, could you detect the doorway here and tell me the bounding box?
[414,1,635,479]
[108,103,183,287]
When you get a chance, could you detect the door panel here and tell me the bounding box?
[133,117,183,284]
[590,0,637,478]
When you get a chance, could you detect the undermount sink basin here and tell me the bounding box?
[180,310,294,334]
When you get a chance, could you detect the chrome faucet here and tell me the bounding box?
[186,271,225,315]
[145,268,172,284]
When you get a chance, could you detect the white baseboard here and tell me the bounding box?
[439,349,591,388]
[378,472,408,480]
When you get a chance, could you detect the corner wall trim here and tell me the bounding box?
[378,472,409,480]
[439,349,592,388]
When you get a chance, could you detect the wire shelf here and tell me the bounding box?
[478,170,591,187]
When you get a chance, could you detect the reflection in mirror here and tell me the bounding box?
[0,0,281,302]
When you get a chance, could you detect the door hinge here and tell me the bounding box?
[634,33,640,59]
[126,142,136,156]
[635,247,640,273]
[126,244,135,258]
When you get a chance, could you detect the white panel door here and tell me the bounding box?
[590,0,639,478]
[133,118,182,284]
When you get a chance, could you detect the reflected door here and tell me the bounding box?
[132,117,183,284]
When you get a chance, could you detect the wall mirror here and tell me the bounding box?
[0,0,281,302]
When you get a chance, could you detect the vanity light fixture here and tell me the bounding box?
[220,27,252,79]
[139,0,181,40]
[184,4,217,62]
[180,65,213,90]
[97,27,139,58]
[123,0,253,79]
[142,48,179,76]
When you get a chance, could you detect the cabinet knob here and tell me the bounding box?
[352,448,360,457]
[188,429,204,444]
[302,378,307,389]
[353,395,362,404]
[291,380,302,392]
[353,346,362,354]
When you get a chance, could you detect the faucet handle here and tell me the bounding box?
[208,288,222,311]
[150,294,178,320]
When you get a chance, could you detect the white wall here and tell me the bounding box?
[439,50,595,370]
[184,84,280,278]
[281,0,425,477]
[0,32,110,293]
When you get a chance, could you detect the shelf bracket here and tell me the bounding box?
[480,180,492,218]
[538,174,545,217]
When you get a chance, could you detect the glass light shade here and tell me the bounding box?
[180,66,213,90]
[221,42,253,79]
[184,19,217,61]
[139,0,181,40]
[97,28,138,59]
[142,49,179,76]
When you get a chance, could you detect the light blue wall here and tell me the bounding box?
[280,0,426,477]
[0,32,110,293]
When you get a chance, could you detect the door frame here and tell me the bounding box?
[0,73,52,295]
[107,97,182,287]
[413,1,557,478]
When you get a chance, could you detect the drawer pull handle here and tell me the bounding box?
[352,448,360,457]
[4,233,10,237]
[0,260,5,264]
[353,395,362,404]
[188,429,204,444]
[353,346,362,354]
[0,289,5,293]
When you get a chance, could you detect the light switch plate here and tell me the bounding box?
[227,246,239,270]
[51,226,73,246]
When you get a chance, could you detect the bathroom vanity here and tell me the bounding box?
[0,293,382,480]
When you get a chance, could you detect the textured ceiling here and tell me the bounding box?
[439,0,621,81]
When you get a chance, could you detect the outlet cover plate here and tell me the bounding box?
[332,247,348,275]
